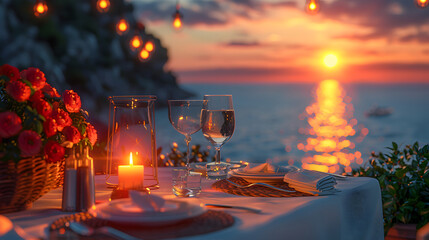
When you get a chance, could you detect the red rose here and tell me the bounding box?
[0,111,22,138]
[30,90,44,103]
[18,130,42,157]
[42,84,60,98]
[52,108,72,131]
[0,64,20,81]
[20,67,46,91]
[63,90,81,113]
[6,80,31,102]
[32,99,52,119]
[86,123,97,146]
[44,118,57,137]
[44,140,65,163]
[62,125,81,144]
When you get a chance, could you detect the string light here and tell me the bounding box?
[139,49,150,61]
[172,3,183,30]
[34,0,48,17]
[130,34,143,50]
[305,0,320,15]
[96,0,110,13]
[415,0,428,8]
[116,19,129,35]
[144,41,155,52]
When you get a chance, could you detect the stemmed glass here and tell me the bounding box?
[168,100,205,170]
[201,95,235,178]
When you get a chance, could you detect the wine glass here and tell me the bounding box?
[201,95,235,178]
[168,100,205,170]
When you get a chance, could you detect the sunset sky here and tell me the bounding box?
[131,0,429,83]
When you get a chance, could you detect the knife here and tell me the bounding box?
[205,204,262,213]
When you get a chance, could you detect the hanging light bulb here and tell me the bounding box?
[139,49,150,61]
[305,0,320,15]
[172,11,183,29]
[34,0,48,17]
[172,3,183,30]
[116,19,129,35]
[96,0,110,13]
[130,34,143,50]
[144,40,155,52]
[415,0,428,8]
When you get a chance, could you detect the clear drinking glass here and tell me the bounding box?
[201,95,235,179]
[172,167,202,197]
[168,100,205,170]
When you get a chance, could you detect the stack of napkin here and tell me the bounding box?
[283,170,339,195]
[129,190,165,211]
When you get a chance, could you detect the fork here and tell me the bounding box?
[69,222,139,240]
[225,179,295,193]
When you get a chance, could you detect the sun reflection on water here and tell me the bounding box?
[299,79,368,174]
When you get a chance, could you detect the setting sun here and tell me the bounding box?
[324,54,338,68]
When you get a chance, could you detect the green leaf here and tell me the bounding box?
[35,120,43,134]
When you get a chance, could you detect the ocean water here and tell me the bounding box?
[155,83,429,167]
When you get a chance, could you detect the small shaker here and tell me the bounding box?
[76,145,95,212]
[62,146,77,212]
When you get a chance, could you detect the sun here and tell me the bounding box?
[324,54,338,68]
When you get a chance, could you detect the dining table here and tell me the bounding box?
[4,167,384,240]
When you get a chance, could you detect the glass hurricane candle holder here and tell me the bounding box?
[106,96,159,190]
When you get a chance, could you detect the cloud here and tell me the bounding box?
[176,62,429,83]
[399,32,429,43]
[133,0,296,26]
[221,40,261,47]
[321,0,429,42]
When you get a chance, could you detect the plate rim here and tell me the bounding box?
[89,198,206,225]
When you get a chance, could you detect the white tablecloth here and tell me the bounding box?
[4,168,384,240]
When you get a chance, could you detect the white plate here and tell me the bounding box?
[0,215,26,240]
[229,170,286,183]
[231,168,286,177]
[89,198,206,226]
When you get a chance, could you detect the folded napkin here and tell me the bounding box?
[243,163,292,174]
[284,170,339,195]
[129,190,165,212]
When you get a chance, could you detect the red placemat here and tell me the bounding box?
[49,210,234,240]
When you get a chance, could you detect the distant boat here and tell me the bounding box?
[365,106,393,117]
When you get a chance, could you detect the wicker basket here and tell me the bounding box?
[0,156,64,213]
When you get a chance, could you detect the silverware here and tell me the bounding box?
[205,203,262,213]
[225,179,295,193]
[69,222,139,240]
[326,172,347,179]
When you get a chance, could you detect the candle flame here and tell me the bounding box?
[129,152,133,166]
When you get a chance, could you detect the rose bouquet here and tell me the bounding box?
[0,64,97,163]
[0,64,97,213]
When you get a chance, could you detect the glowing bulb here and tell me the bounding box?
[116,19,129,35]
[324,54,338,68]
[130,35,142,50]
[97,0,110,13]
[305,0,320,14]
[172,11,183,30]
[34,0,48,17]
[144,41,154,52]
[173,16,182,29]
[129,152,133,166]
[415,0,429,8]
[139,49,150,61]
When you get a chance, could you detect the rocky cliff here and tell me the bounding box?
[0,0,192,124]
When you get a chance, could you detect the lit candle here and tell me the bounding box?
[118,152,144,189]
